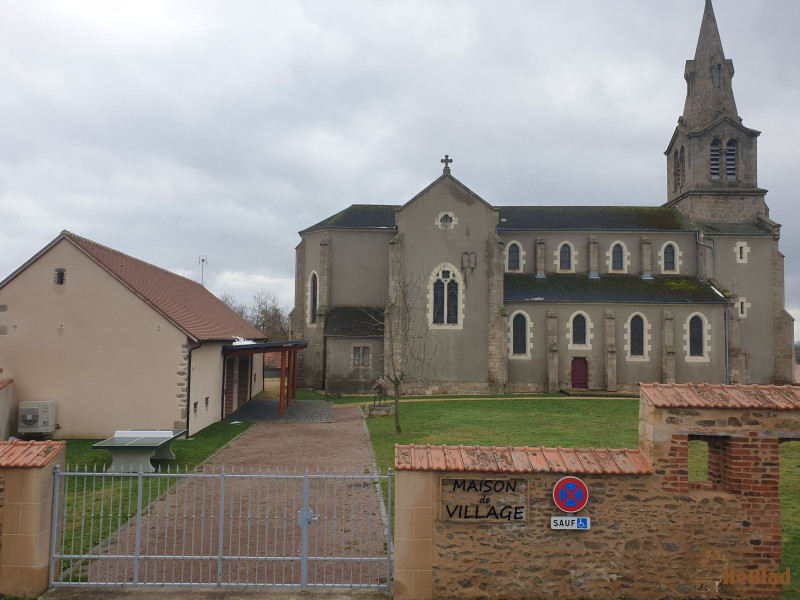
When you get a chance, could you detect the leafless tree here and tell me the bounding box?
[219,290,290,341]
[377,269,444,434]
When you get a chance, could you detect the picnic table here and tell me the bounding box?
[93,429,186,473]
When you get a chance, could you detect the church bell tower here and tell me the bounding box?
[664,0,768,225]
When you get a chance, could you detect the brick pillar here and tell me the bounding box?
[0,441,66,598]
[652,433,689,494]
[641,236,652,278]
[536,238,546,278]
[661,310,676,383]
[604,309,617,391]
[394,471,435,600]
[726,434,782,596]
[547,309,559,392]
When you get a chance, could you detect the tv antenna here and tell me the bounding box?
[199,255,208,286]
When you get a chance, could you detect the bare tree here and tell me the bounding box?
[379,270,444,434]
[219,292,248,320]
[248,290,290,341]
[219,290,290,341]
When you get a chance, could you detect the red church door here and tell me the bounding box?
[571,358,588,389]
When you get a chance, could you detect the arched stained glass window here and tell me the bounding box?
[572,314,586,346]
[664,244,675,271]
[690,316,703,357]
[612,244,623,270]
[446,281,459,324]
[631,315,644,356]
[560,244,571,270]
[508,243,520,270]
[512,314,527,355]
[433,280,445,324]
[310,273,318,324]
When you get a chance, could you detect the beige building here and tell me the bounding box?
[0,231,266,438]
[291,1,793,395]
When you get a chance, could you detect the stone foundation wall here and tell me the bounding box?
[395,469,765,599]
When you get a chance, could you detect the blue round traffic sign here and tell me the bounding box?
[552,476,589,513]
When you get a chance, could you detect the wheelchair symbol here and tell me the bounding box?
[577,518,588,529]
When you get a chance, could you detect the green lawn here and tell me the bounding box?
[365,398,800,598]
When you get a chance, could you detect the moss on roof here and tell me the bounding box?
[497,206,694,231]
[301,205,399,233]
[504,273,726,304]
[324,307,385,337]
[697,222,772,235]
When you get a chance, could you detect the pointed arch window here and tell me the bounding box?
[679,146,685,186]
[429,264,463,328]
[508,243,520,270]
[560,244,571,270]
[726,140,737,180]
[710,140,720,180]
[664,244,675,271]
[689,316,703,357]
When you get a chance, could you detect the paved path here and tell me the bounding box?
[41,403,387,600]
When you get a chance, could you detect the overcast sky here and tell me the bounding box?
[2,1,799,336]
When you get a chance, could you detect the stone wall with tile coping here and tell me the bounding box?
[394,385,799,599]
[0,441,66,599]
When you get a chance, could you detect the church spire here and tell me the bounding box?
[681,0,739,130]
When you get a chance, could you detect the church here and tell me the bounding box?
[290,1,794,395]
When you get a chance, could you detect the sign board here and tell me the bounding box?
[440,478,527,522]
[550,516,591,530]
[552,476,589,513]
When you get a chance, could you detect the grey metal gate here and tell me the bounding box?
[50,465,393,590]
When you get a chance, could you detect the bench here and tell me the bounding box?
[93,429,186,473]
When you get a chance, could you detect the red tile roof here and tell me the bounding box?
[640,382,800,410]
[395,444,652,475]
[0,440,65,468]
[62,231,266,342]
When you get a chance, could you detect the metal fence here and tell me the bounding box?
[50,465,393,590]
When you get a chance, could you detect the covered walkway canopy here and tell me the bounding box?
[222,340,308,419]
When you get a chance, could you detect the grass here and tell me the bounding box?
[65,419,254,469]
[364,398,800,598]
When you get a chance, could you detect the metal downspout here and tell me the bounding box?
[725,303,730,384]
[185,341,204,439]
[696,230,716,279]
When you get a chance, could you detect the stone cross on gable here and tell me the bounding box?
[441,154,453,174]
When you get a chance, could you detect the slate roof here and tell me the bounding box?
[0,440,66,468]
[300,204,704,235]
[300,205,399,233]
[324,307,384,338]
[697,222,774,236]
[395,444,652,475]
[497,206,694,231]
[504,273,726,304]
[1,231,266,343]
[640,382,800,410]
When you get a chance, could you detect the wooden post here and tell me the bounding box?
[292,349,298,399]
[287,350,294,407]
[279,350,286,418]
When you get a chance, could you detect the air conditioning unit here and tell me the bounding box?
[18,401,57,434]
